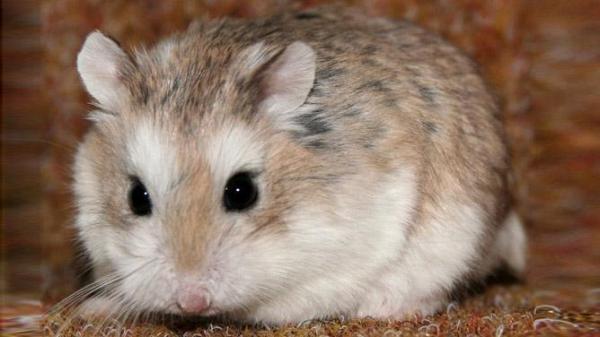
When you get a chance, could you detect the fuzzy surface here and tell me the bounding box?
[2,283,598,336]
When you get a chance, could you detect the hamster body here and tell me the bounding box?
[73,7,526,325]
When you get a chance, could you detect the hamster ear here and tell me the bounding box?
[251,41,316,116]
[77,31,131,111]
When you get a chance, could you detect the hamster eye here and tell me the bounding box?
[223,172,258,212]
[128,177,152,216]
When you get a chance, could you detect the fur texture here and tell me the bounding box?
[72,6,526,325]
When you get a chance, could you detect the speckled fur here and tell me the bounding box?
[72,6,525,325]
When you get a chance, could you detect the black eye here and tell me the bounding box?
[223,172,258,212]
[128,177,152,216]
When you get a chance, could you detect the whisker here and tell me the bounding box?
[110,269,153,331]
[87,291,127,337]
[125,262,163,329]
[48,273,123,316]
[52,285,117,337]
[48,258,158,336]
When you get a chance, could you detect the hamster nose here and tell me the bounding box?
[176,289,210,314]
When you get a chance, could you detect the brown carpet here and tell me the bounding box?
[2,283,598,336]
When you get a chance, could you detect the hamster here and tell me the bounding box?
[71,6,527,325]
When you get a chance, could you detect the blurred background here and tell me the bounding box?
[2,0,599,311]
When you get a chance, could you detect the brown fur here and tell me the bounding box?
[79,5,509,286]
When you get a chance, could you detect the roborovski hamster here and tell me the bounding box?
[71,6,526,325]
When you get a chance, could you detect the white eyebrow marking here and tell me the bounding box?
[204,122,265,188]
[127,119,178,198]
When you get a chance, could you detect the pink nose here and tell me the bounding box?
[176,290,210,314]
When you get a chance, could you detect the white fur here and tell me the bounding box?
[74,118,182,313]
[74,125,498,324]
[239,41,269,71]
[126,120,178,199]
[73,118,525,324]
[155,39,176,65]
[204,122,265,188]
[73,145,110,269]
[111,218,176,311]
[74,121,182,313]
[201,165,419,324]
[356,203,486,318]
[81,217,178,314]
[77,32,130,111]
[496,211,527,273]
[75,128,420,324]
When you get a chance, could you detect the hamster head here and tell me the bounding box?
[73,32,412,323]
